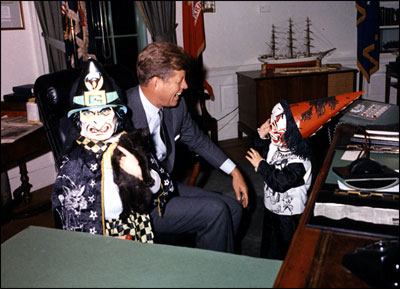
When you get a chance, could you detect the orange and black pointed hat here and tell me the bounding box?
[289,91,365,138]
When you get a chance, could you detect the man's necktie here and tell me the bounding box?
[158,108,170,160]
[158,109,167,146]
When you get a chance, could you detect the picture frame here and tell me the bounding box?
[1,1,25,30]
[203,1,216,13]
[380,27,399,53]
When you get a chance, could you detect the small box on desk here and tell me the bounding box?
[12,84,34,96]
[3,93,33,102]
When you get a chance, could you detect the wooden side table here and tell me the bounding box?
[1,102,51,220]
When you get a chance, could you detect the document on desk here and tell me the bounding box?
[1,116,42,144]
[313,202,399,226]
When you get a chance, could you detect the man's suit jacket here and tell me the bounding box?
[125,85,229,174]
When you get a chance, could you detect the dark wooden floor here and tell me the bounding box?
[1,137,253,244]
[1,184,54,244]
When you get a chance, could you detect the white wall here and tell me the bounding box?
[1,1,48,99]
[2,1,398,192]
[179,1,358,66]
[1,1,54,194]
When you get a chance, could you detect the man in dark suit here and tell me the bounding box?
[125,42,249,253]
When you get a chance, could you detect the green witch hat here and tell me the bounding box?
[67,58,127,117]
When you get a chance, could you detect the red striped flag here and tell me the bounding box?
[182,1,205,59]
[182,1,214,100]
[61,1,67,16]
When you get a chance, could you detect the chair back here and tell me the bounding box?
[34,64,138,169]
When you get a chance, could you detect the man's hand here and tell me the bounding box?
[116,146,143,180]
[230,167,248,208]
[245,148,263,170]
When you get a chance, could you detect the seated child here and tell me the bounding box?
[51,59,174,242]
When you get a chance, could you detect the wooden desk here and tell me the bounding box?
[1,101,27,117]
[273,124,398,288]
[236,67,358,138]
[1,226,282,287]
[1,124,50,197]
[1,102,51,218]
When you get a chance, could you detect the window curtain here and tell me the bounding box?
[34,1,67,73]
[135,1,177,44]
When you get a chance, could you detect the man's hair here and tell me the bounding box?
[136,42,192,85]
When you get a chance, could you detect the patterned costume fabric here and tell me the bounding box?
[105,212,154,243]
[51,135,154,242]
[253,136,312,216]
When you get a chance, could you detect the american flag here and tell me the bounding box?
[61,1,67,16]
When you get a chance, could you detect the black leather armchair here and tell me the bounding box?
[179,87,218,186]
[174,62,218,187]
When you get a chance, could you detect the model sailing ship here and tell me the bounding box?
[258,17,336,69]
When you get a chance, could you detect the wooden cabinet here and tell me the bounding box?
[236,67,358,137]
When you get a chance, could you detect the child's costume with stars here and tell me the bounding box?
[51,59,175,242]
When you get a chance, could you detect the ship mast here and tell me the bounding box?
[271,24,276,58]
[287,18,296,58]
[305,17,314,56]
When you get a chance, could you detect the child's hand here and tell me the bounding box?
[112,235,127,239]
[109,235,133,240]
[116,146,143,180]
[245,148,263,169]
[257,118,271,139]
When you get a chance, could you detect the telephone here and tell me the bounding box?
[339,99,398,127]
[346,100,391,120]
[342,239,399,288]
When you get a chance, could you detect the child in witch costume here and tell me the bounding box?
[246,92,364,260]
[51,59,175,242]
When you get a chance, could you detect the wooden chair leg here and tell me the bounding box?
[188,162,201,186]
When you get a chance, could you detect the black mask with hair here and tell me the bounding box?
[280,99,311,160]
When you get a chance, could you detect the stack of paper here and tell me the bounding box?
[350,129,399,153]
